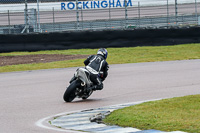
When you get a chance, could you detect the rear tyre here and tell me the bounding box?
[63,80,79,102]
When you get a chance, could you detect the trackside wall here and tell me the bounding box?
[0,27,200,52]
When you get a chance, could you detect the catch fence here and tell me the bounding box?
[0,0,199,34]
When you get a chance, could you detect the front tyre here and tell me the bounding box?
[63,80,79,102]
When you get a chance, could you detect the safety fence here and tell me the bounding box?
[0,0,199,34]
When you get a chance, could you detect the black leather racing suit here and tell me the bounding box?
[84,54,109,90]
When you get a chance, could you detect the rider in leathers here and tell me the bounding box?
[84,48,109,91]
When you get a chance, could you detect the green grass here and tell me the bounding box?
[103,95,200,132]
[0,43,200,73]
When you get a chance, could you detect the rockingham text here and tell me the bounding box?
[61,0,133,10]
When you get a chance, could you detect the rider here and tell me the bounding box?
[84,48,109,91]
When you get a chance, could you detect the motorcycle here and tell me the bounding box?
[63,68,94,102]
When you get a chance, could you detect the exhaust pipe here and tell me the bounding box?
[81,82,86,86]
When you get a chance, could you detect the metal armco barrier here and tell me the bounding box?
[0,0,199,34]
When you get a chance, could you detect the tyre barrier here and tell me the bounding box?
[0,27,200,52]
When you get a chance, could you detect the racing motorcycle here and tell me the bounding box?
[63,68,94,102]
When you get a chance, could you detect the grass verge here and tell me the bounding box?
[103,95,200,133]
[0,43,200,73]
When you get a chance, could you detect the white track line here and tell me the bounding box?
[35,99,162,132]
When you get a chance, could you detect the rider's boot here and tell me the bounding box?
[87,86,96,92]
[87,84,103,91]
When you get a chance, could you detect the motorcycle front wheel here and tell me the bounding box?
[63,80,79,102]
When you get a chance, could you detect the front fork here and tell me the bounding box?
[75,80,87,97]
[69,75,76,83]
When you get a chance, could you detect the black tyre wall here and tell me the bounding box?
[1,27,200,52]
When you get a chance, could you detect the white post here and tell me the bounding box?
[25,0,29,33]
[8,10,11,34]
[138,1,140,27]
[125,0,127,28]
[37,0,41,32]
[195,0,198,24]
[167,0,169,28]
[175,0,178,25]
[76,0,80,30]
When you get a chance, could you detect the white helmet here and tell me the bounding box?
[97,48,108,59]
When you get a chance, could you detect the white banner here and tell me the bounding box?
[0,0,194,13]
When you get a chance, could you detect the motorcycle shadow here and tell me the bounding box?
[72,98,102,103]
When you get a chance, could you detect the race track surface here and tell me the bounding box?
[0,60,199,133]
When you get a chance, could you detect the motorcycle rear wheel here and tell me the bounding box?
[63,80,79,102]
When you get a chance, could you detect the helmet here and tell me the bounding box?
[97,48,108,59]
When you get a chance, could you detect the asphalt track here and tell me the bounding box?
[0,59,200,133]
